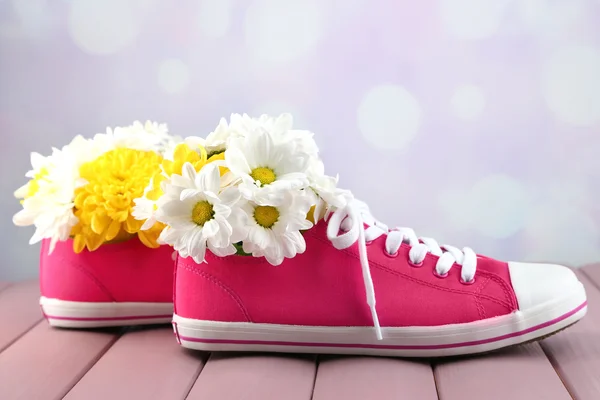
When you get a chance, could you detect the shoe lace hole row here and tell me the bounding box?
[379,245,476,284]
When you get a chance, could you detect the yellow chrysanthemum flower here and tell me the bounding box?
[132,143,227,247]
[137,220,166,249]
[71,148,163,253]
[150,143,226,194]
[164,142,209,176]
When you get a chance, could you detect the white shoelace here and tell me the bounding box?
[326,200,478,340]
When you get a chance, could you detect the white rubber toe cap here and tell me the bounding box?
[508,262,582,311]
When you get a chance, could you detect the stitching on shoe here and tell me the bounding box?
[474,277,490,319]
[179,262,253,322]
[52,255,116,301]
[481,273,517,311]
[474,296,485,319]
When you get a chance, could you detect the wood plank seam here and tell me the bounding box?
[536,268,589,400]
[539,344,576,400]
[59,328,127,398]
[181,351,210,399]
[0,283,11,295]
[535,268,600,400]
[0,317,44,354]
[309,355,320,399]
[432,365,442,400]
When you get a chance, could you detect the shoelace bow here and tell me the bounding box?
[326,200,478,340]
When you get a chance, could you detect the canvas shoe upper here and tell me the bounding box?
[172,199,587,357]
[40,237,174,328]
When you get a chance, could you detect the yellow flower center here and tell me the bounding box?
[71,148,162,253]
[250,167,276,186]
[254,205,279,228]
[192,201,214,226]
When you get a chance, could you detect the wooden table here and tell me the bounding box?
[0,264,599,400]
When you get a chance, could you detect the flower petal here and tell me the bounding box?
[181,162,197,181]
[180,188,203,202]
[225,147,252,177]
[196,163,221,193]
[202,219,220,238]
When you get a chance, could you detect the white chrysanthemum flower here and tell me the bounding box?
[155,163,246,263]
[225,129,310,205]
[14,152,50,199]
[230,113,319,157]
[185,117,244,156]
[241,191,313,265]
[12,136,93,251]
[93,120,172,154]
[14,135,97,200]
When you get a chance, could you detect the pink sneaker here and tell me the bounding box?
[11,121,180,328]
[143,113,586,357]
[172,216,586,357]
[40,238,174,328]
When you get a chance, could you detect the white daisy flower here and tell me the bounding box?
[93,120,172,154]
[225,129,310,205]
[241,191,313,266]
[155,163,246,263]
[229,113,289,133]
[185,117,243,156]
[229,113,319,157]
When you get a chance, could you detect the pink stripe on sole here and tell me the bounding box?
[179,301,587,351]
[44,314,172,322]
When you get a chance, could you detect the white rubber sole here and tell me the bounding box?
[173,282,587,357]
[40,297,173,328]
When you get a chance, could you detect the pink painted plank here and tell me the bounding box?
[434,343,571,400]
[64,327,206,400]
[539,268,600,399]
[0,280,43,352]
[312,356,438,400]
[187,353,317,400]
[0,322,121,399]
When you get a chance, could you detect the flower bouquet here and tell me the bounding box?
[133,113,351,265]
[14,121,176,252]
[10,113,588,357]
[13,121,177,327]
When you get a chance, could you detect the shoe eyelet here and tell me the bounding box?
[433,269,448,278]
[460,277,476,285]
[384,250,399,258]
[408,258,424,268]
[365,240,373,246]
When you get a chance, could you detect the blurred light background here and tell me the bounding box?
[1,0,599,280]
